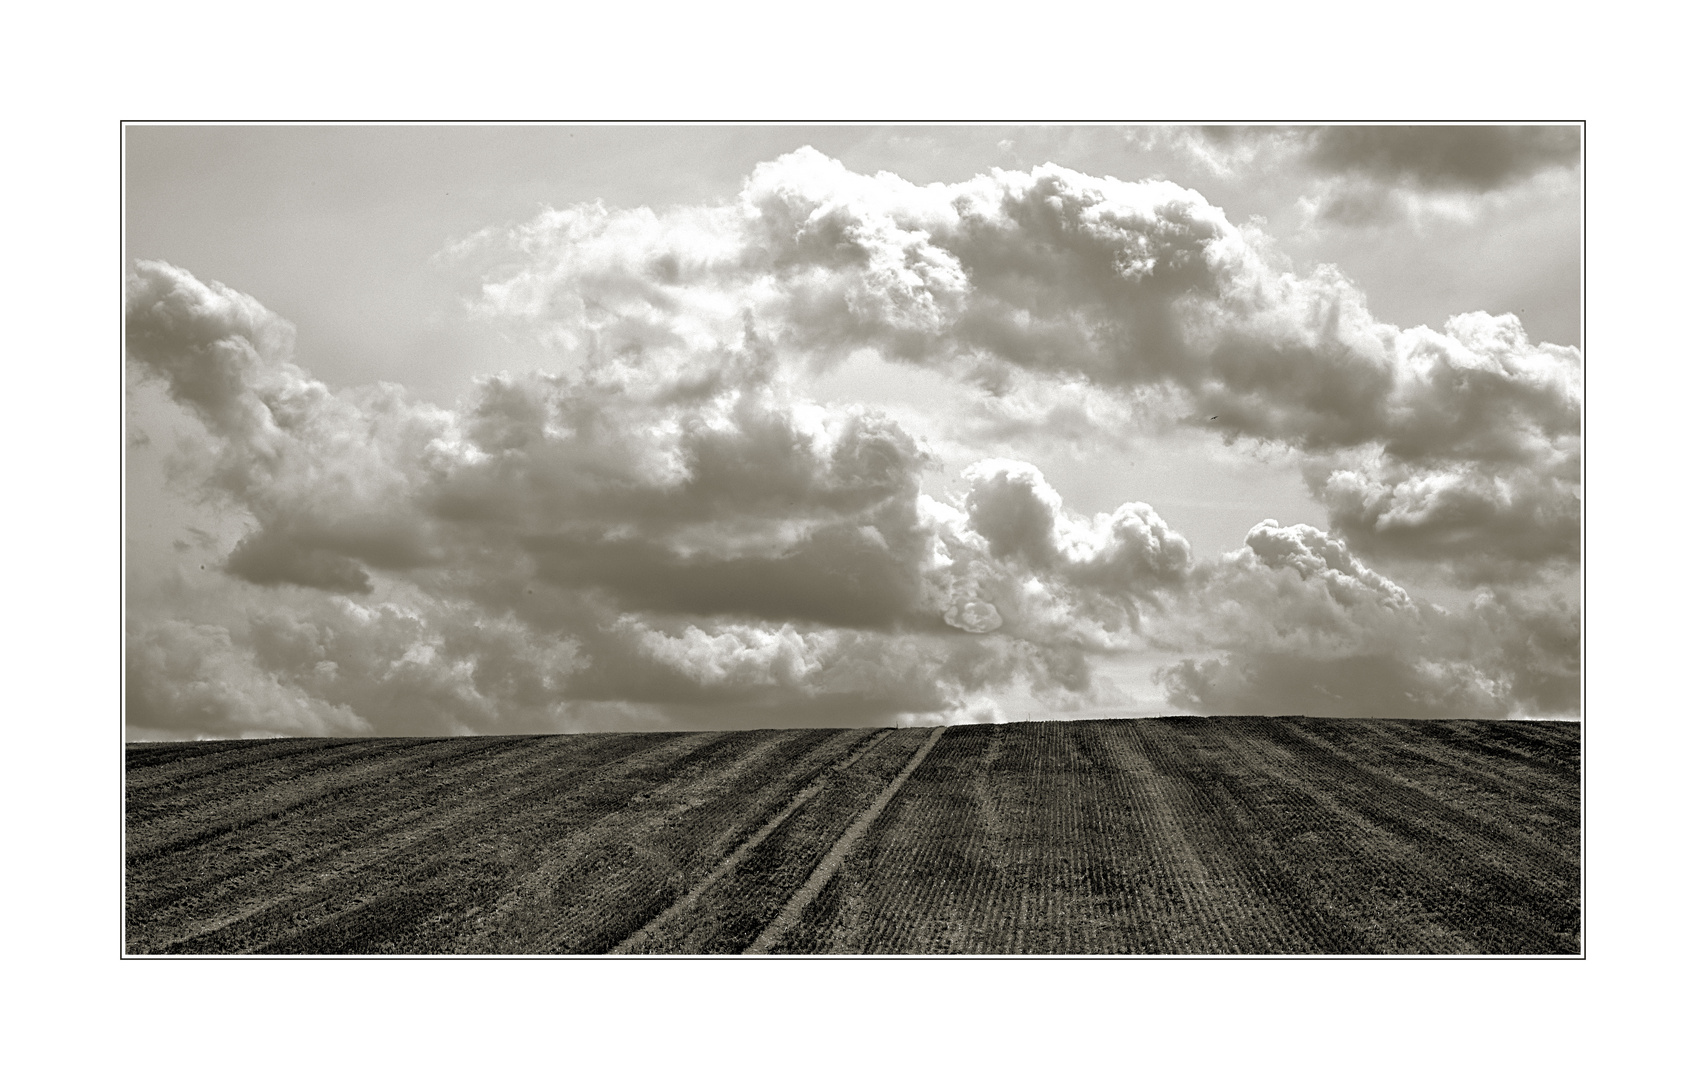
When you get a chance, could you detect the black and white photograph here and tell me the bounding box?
[13,0,1705,1068]
[122,124,1582,956]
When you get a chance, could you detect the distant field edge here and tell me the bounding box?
[122,714,1584,747]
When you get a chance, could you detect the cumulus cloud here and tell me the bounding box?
[1300,313,1581,581]
[243,595,592,736]
[126,261,451,595]
[125,259,1131,734]
[126,618,371,740]
[125,143,1579,736]
[459,147,1577,581]
[1153,521,1577,720]
[958,459,1189,596]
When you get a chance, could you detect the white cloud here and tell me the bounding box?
[456,147,1578,580]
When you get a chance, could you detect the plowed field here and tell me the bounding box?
[124,717,1580,955]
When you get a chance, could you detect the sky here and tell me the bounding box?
[123,124,1581,740]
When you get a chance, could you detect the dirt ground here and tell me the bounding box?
[124,717,1580,954]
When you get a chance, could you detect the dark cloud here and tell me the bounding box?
[1305,126,1580,192]
[225,529,374,594]
[1182,126,1579,228]
[525,521,928,630]
[1189,125,1579,193]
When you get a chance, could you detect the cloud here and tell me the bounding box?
[959,459,1189,592]
[460,148,1577,582]
[123,261,301,438]
[1299,127,1579,228]
[524,520,926,629]
[125,143,1579,736]
[125,259,1129,734]
[1241,519,1413,612]
[1159,652,1505,720]
[1153,521,1578,719]
[126,618,371,739]
[1172,125,1580,227]
[243,595,589,736]
[125,261,452,594]
[1302,313,1581,581]
[904,459,1195,667]
[1164,521,1420,659]
[1311,454,1580,581]
[224,528,376,594]
[1304,126,1581,192]
[1141,125,1580,194]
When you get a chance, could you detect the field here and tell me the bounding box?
[124,717,1580,955]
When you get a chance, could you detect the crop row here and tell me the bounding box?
[127,726,935,954]
[613,728,929,954]
[762,718,1578,954]
[127,733,690,952]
